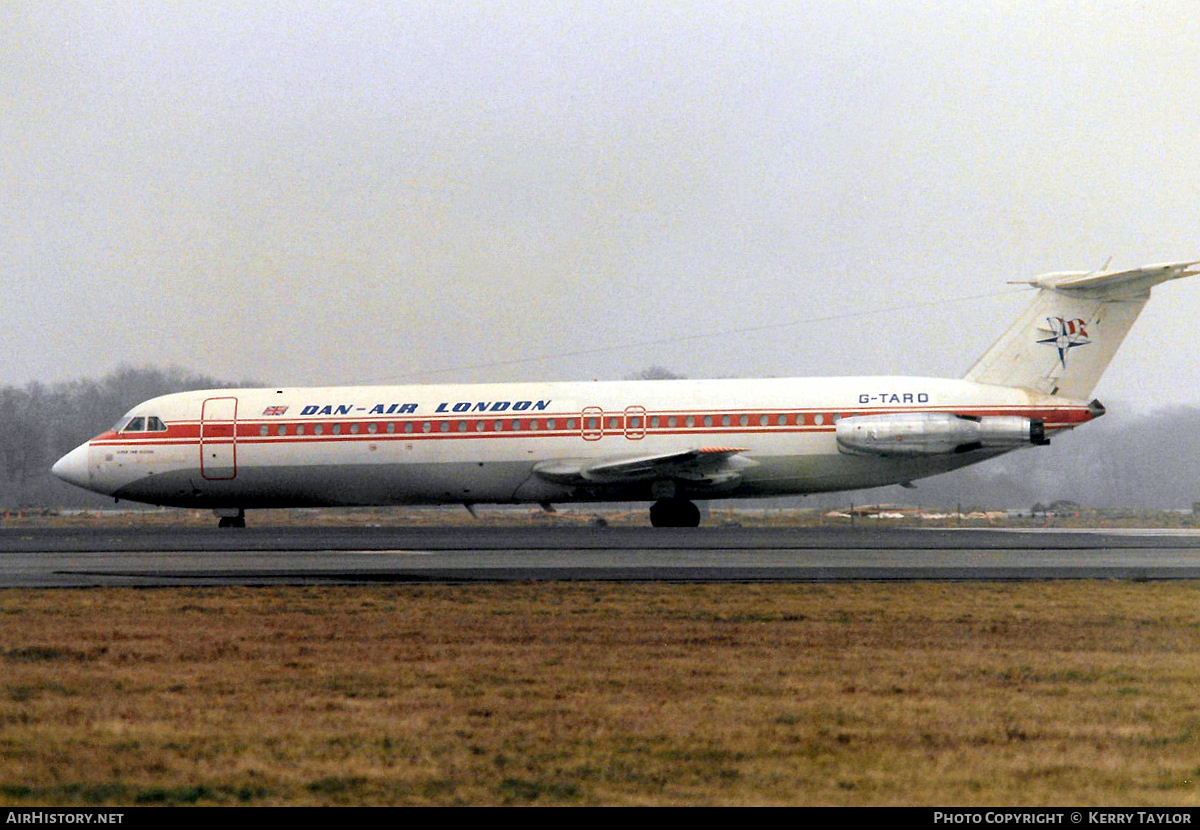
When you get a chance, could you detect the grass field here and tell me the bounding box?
[2,582,1200,806]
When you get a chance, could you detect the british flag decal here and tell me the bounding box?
[262,406,289,416]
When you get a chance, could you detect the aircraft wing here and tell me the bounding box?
[533,446,753,488]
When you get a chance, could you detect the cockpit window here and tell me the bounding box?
[113,415,168,433]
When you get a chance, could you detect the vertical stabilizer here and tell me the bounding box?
[964,261,1199,398]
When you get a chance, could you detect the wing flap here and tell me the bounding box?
[533,446,751,487]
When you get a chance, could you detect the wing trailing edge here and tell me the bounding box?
[534,446,753,489]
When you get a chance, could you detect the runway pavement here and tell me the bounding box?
[5,525,1200,587]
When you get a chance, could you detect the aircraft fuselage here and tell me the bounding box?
[52,375,1093,511]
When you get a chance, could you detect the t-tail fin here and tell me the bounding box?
[964,260,1199,399]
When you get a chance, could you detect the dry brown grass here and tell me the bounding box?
[2,582,1200,806]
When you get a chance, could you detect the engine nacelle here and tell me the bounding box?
[836,413,1048,456]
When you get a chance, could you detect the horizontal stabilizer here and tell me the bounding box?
[1011,260,1200,297]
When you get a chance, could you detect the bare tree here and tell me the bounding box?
[1,366,255,509]
[626,366,686,381]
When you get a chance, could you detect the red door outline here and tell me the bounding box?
[200,396,238,480]
[624,405,646,440]
[581,406,604,441]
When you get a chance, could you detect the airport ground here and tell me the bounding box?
[5,502,1200,529]
[3,577,1200,805]
[4,509,1200,806]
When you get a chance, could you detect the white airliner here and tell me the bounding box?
[52,261,1198,527]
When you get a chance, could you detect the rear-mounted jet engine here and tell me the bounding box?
[835,412,1049,456]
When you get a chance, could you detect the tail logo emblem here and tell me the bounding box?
[1038,317,1091,367]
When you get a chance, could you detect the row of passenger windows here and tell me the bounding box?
[643,413,833,428]
[112,411,852,438]
[258,419,579,436]
[254,412,844,437]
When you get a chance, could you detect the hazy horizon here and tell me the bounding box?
[7,3,1200,412]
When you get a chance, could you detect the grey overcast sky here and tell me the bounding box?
[5,1,1200,409]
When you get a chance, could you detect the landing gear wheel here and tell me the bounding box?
[216,510,246,529]
[649,498,701,528]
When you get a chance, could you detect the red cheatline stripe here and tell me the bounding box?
[89,405,1097,446]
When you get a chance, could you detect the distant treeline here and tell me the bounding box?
[0,367,254,509]
[3,367,1199,511]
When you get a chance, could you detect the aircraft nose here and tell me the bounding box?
[51,443,92,489]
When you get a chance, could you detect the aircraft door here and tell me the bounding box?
[624,406,646,440]
[200,396,238,480]
[581,406,604,441]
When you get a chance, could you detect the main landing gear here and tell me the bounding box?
[649,498,701,528]
[214,508,246,528]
